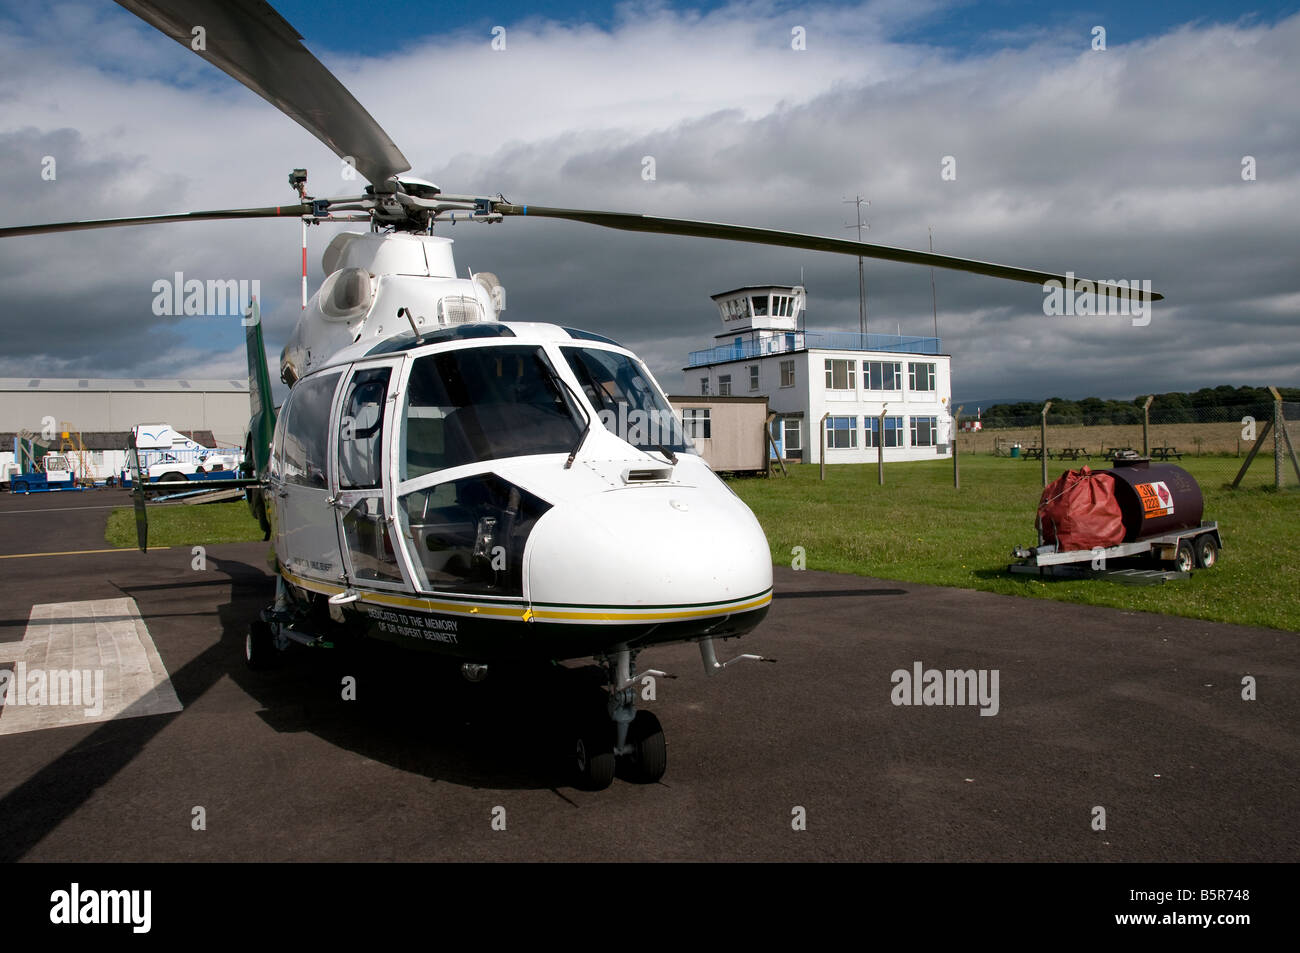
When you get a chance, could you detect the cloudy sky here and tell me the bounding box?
[1,0,1297,407]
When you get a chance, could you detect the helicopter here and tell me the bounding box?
[0,0,1161,789]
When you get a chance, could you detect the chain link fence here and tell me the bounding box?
[956,399,1300,489]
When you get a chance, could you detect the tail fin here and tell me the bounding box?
[244,297,277,476]
[244,298,276,539]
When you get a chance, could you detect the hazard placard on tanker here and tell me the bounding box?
[1137,481,1175,519]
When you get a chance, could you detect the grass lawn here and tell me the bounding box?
[104,458,1297,632]
[105,501,266,548]
[729,455,1300,633]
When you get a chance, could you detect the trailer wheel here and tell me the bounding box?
[1194,534,1219,569]
[160,471,185,485]
[1172,540,1195,573]
[12,480,28,493]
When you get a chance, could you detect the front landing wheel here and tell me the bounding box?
[624,710,667,784]
[245,619,278,670]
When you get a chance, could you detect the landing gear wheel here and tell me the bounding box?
[244,619,278,670]
[1172,540,1195,573]
[624,710,667,783]
[1194,534,1218,569]
[574,721,615,791]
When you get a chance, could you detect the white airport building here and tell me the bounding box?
[681,286,954,464]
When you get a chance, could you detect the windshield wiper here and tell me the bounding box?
[650,443,678,465]
[542,363,591,470]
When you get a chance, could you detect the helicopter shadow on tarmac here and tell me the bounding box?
[208,556,621,796]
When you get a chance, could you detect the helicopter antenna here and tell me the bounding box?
[398,307,423,344]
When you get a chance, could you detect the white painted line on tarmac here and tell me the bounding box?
[0,598,183,735]
[0,504,126,514]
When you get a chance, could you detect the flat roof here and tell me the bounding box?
[684,347,952,371]
[666,395,769,404]
[710,285,799,300]
[0,378,248,392]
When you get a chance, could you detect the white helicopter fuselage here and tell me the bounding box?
[263,231,773,662]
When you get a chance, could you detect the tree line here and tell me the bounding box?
[980,386,1300,427]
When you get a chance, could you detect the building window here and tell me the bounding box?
[682,408,711,439]
[865,415,904,448]
[751,295,769,316]
[749,365,760,391]
[725,298,751,320]
[719,374,732,396]
[772,294,794,317]
[824,359,856,391]
[783,418,802,451]
[780,360,795,388]
[700,377,709,396]
[908,362,935,392]
[825,416,858,449]
[911,415,938,447]
[864,361,901,390]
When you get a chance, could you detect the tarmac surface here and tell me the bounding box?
[0,487,1295,862]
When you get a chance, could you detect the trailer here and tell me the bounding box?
[1010,521,1222,583]
[118,424,243,486]
[1008,456,1223,584]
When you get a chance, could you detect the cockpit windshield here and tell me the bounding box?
[401,345,584,480]
[561,346,693,454]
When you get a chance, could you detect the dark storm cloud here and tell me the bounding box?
[1,2,1296,401]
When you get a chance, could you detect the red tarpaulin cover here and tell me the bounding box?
[1037,466,1125,551]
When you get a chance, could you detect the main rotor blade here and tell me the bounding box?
[116,0,410,185]
[0,205,312,238]
[494,204,1163,301]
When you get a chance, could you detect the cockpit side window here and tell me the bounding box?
[282,371,341,489]
[560,346,692,453]
[401,345,583,480]
[338,367,390,490]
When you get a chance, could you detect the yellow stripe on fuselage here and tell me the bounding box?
[279,568,771,625]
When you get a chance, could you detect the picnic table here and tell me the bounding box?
[1152,446,1183,460]
[1022,446,1050,460]
[1057,447,1092,461]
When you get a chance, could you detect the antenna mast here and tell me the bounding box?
[843,196,869,336]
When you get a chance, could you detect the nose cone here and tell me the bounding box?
[524,485,772,610]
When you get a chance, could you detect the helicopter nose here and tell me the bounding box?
[523,487,773,610]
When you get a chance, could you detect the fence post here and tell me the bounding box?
[1271,386,1284,489]
[953,404,963,490]
[878,406,887,486]
[1142,395,1153,456]
[1040,400,1052,488]
[819,411,829,481]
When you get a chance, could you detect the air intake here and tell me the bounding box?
[438,295,483,325]
[622,467,673,484]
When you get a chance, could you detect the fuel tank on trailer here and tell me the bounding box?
[1105,457,1203,542]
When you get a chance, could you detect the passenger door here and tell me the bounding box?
[332,360,409,591]
[274,370,344,585]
